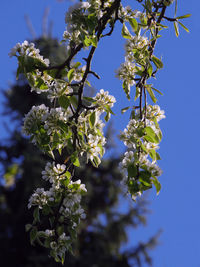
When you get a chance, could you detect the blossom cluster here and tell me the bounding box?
[28,160,87,261]
[9,40,50,66]
[120,105,165,199]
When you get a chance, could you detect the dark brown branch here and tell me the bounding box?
[88,70,100,79]
[163,16,177,22]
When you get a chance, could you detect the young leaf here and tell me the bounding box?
[123,80,130,100]
[104,111,110,122]
[174,21,179,37]
[152,56,164,69]
[121,24,132,39]
[139,171,151,186]
[58,95,70,110]
[175,0,178,17]
[152,176,161,195]
[144,127,160,144]
[71,152,80,167]
[121,106,131,114]
[152,87,163,95]
[92,156,101,167]
[156,152,161,160]
[91,36,98,47]
[141,143,148,153]
[89,112,96,128]
[128,163,137,178]
[134,87,140,101]
[30,228,37,245]
[33,207,40,223]
[147,64,153,77]
[67,68,75,83]
[25,224,32,232]
[177,21,189,33]
[73,62,81,68]
[69,95,78,108]
[128,18,138,32]
[146,85,157,103]
[149,149,156,161]
[176,14,191,19]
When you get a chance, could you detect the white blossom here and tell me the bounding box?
[9,40,50,66]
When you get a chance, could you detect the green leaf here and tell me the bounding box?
[152,56,163,69]
[33,207,40,223]
[144,127,160,144]
[145,0,152,13]
[30,228,37,245]
[67,68,75,83]
[25,224,32,232]
[156,152,161,160]
[139,171,151,186]
[23,56,47,73]
[128,163,137,178]
[61,254,65,265]
[177,21,189,33]
[128,18,138,32]
[176,14,191,19]
[96,128,103,137]
[92,156,101,167]
[123,80,130,100]
[157,130,162,141]
[151,87,163,95]
[121,106,131,114]
[175,0,178,17]
[71,152,80,167]
[58,95,70,110]
[65,171,71,179]
[69,95,78,108]
[152,176,161,195]
[57,120,68,133]
[104,111,110,122]
[121,24,132,39]
[83,36,92,47]
[63,171,71,187]
[147,64,153,77]
[140,143,148,153]
[91,36,98,47]
[146,85,157,103]
[105,105,115,115]
[86,80,92,87]
[89,112,96,128]
[73,62,81,68]
[174,21,179,37]
[83,96,96,103]
[83,35,98,47]
[134,87,140,101]
[156,23,168,29]
[149,149,156,161]
[86,13,98,33]
[57,225,64,236]
[98,144,104,157]
[34,77,48,90]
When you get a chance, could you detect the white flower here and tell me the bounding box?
[116,61,136,86]
[22,104,49,137]
[94,89,116,110]
[28,187,55,209]
[9,40,49,66]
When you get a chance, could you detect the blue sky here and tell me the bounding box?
[0,0,199,266]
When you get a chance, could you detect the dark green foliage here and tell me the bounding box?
[0,37,158,267]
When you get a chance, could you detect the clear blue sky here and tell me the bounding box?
[0,0,199,266]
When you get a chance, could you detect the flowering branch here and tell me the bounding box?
[9,0,190,264]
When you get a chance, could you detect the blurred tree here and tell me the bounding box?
[0,36,159,267]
